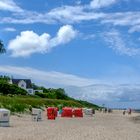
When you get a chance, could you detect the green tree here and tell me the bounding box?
[0,40,6,54]
[55,88,68,99]
[0,81,27,95]
[0,75,10,83]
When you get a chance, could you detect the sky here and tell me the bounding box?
[0,0,140,108]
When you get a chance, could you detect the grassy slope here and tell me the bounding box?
[0,95,99,113]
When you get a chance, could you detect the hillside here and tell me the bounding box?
[0,95,99,113]
[0,76,100,112]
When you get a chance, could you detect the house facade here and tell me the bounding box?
[9,79,43,95]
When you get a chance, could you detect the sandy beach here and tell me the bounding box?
[0,111,140,140]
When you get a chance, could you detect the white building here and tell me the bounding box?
[10,79,43,95]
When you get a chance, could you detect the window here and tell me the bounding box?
[21,84,25,87]
[28,90,32,93]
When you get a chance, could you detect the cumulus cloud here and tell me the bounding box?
[90,0,117,9]
[8,31,50,57]
[8,25,77,57]
[0,0,23,12]
[50,25,77,47]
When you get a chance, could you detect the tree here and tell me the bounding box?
[55,88,68,99]
[0,75,10,83]
[0,40,6,54]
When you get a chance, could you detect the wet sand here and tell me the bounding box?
[0,111,140,140]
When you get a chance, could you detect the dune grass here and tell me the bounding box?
[0,95,99,113]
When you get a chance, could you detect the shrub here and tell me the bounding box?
[0,81,27,95]
[35,92,47,98]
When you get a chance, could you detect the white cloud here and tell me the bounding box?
[0,5,106,24]
[8,25,77,57]
[0,0,139,29]
[1,6,139,32]
[103,30,140,56]
[90,0,117,9]
[129,25,140,33]
[102,12,140,27]
[50,25,77,47]
[3,27,16,32]
[47,5,140,31]
[0,0,23,12]
[48,6,105,23]
[8,31,51,57]
[83,34,95,40]
[0,65,98,87]
[65,84,140,107]
[1,0,140,58]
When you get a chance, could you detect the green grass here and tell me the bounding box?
[0,95,99,113]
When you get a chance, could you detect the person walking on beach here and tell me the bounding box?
[128,108,132,115]
[105,108,107,113]
[92,108,95,114]
[123,110,126,115]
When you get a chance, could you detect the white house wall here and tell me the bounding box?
[26,88,34,95]
[18,80,27,90]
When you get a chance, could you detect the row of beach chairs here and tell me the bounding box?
[33,107,95,121]
[0,107,95,127]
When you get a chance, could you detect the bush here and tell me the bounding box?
[35,92,47,98]
[0,81,27,95]
[35,88,69,100]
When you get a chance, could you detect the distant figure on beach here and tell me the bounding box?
[59,109,62,115]
[128,108,132,115]
[123,110,126,115]
[108,108,112,113]
[102,108,107,113]
[92,109,95,114]
[105,108,107,113]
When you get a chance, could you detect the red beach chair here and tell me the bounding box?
[47,107,56,120]
[73,108,83,117]
[61,107,73,117]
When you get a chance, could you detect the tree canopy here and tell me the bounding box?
[0,40,6,54]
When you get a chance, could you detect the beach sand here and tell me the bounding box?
[0,111,140,140]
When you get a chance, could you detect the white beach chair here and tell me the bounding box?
[0,108,10,127]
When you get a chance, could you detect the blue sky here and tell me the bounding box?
[0,0,140,108]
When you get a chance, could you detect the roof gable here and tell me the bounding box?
[11,79,32,88]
